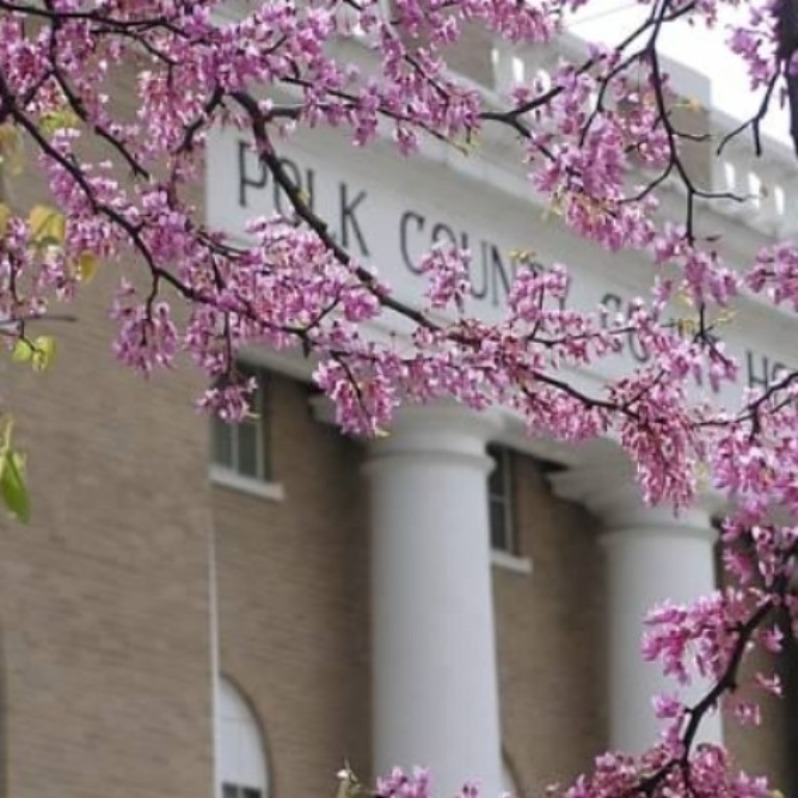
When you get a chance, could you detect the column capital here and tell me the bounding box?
[337,403,507,475]
[311,397,505,450]
[549,456,721,542]
[374,403,504,450]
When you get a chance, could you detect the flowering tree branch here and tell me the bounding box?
[1,0,798,794]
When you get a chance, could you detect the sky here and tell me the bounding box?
[562,0,791,145]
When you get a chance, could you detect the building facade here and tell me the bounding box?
[0,22,797,798]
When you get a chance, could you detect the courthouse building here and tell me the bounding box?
[1,19,797,798]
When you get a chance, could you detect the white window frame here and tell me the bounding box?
[488,445,532,574]
[209,366,285,501]
[217,677,269,798]
[488,444,516,554]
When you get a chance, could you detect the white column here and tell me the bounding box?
[551,458,723,754]
[364,406,503,798]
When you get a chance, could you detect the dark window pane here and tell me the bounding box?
[488,445,517,554]
[212,417,234,467]
[488,446,503,496]
[237,420,260,478]
[243,789,262,798]
[223,785,239,798]
[490,499,508,551]
[258,383,272,481]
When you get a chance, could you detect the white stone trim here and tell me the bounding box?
[209,466,286,502]
[490,550,533,575]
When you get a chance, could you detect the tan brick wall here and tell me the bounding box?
[0,229,215,797]
[719,575,795,791]
[214,376,372,798]
[444,25,497,87]
[495,453,608,798]
[388,0,497,87]
[721,638,794,793]
[0,63,215,798]
[495,452,797,798]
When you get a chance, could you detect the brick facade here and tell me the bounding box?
[213,376,371,798]
[2,341,796,798]
[495,454,608,796]
[0,258,214,798]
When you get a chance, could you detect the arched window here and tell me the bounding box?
[217,677,269,798]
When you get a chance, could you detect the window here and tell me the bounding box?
[488,445,516,554]
[211,365,271,482]
[217,677,269,798]
[224,786,262,798]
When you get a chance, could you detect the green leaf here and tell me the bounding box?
[11,336,56,371]
[75,251,99,282]
[39,108,80,137]
[0,123,24,176]
[28,205,66,247]
[31,335,55,372]
[11,339,33,363]
[0,203,10,237]
[0,449,29,523]
[1,418,12,452]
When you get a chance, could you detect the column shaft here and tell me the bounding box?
[551,459,723,754]
[365,408,503,798]
[603,526,722,751]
